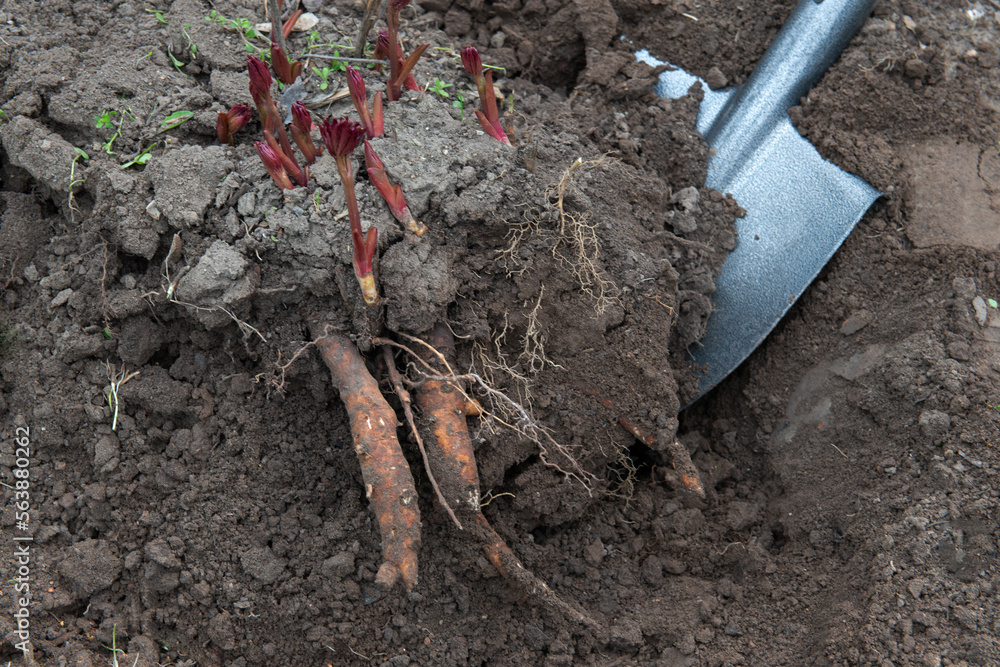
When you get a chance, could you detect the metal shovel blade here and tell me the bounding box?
[636,0,882,402]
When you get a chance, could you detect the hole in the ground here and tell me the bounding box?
[770,523,788,552]
[501,453,539,486]
[530,520,576,546]
[148,341,181,370]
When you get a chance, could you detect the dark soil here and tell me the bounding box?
[1,0,999,666]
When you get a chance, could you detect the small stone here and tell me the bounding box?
[583,538,604,566]
[904,58,927,79]
[673,186,700,212]
[206,611,237,651]
[59,539,122,596]
[972,296,988,325]
[145,538,182,570]
[952,605,978,630]
[946,340,971,361]
[907,579,924,599]
[240,546,285,584]
[840,311,870,335]
[93,435,119,468]
[640,555,664,586]
[145,200,161,220]
[663,557,687,575]
[704,66,728,90]
[953,276,976,300]
[918,410,950,439]
[321,551,355,579]
[237,191,256,217]
[50,288,73,308]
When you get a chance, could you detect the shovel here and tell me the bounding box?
[636,0,882,402]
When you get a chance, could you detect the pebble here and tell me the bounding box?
[840,311,870,335]
[50,288,73,307]
[972,296,987,325]
[918,410,950,439]
[704,66,728,90]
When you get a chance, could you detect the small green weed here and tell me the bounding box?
[145,8,167,24]
[205,10,268,58]
[67,148,88,223]
[121,143,156,170]
[159,110,193,132]
[96,109,134,155]
[101,623,129,667]
[329,51,348,72]
[183,23,198,58]
[94,109,117,130]
[435,45,507,74]
[311,65,336,90]
[428,77,452,98]
[167,50,185,72]
[452,90,466,118]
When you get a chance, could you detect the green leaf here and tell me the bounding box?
[101,328,112,340]
[988,298,998,309]
[121,144,156,169]
[160,110,193,130]
[73,147,90,160]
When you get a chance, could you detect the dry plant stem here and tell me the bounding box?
[414,323,482,516]
[354,0,384,58]
[314,331,421,590]
[266,0,290,60]
[555,157,585,235]
[382,345,462,530]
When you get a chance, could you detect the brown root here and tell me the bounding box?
[313,329,421,591]
[414,323,482,515]
[414,323,600,629]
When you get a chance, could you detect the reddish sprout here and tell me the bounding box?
[263,129,308,187]
[346,66,383,139]
[216,103,251,145]
[255,141,294,190]
[460,45,482,82]
[290,101,320,164]
[270,39,302,85]
[282,8,303,39]
[247,55,273,113]
[373,30,389,73]
[384,0,428,101]
[320,117,366,158]
[364,140,425,236]
[320,117,379,306]
[247,55,301,170]
[460,45,510,145]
